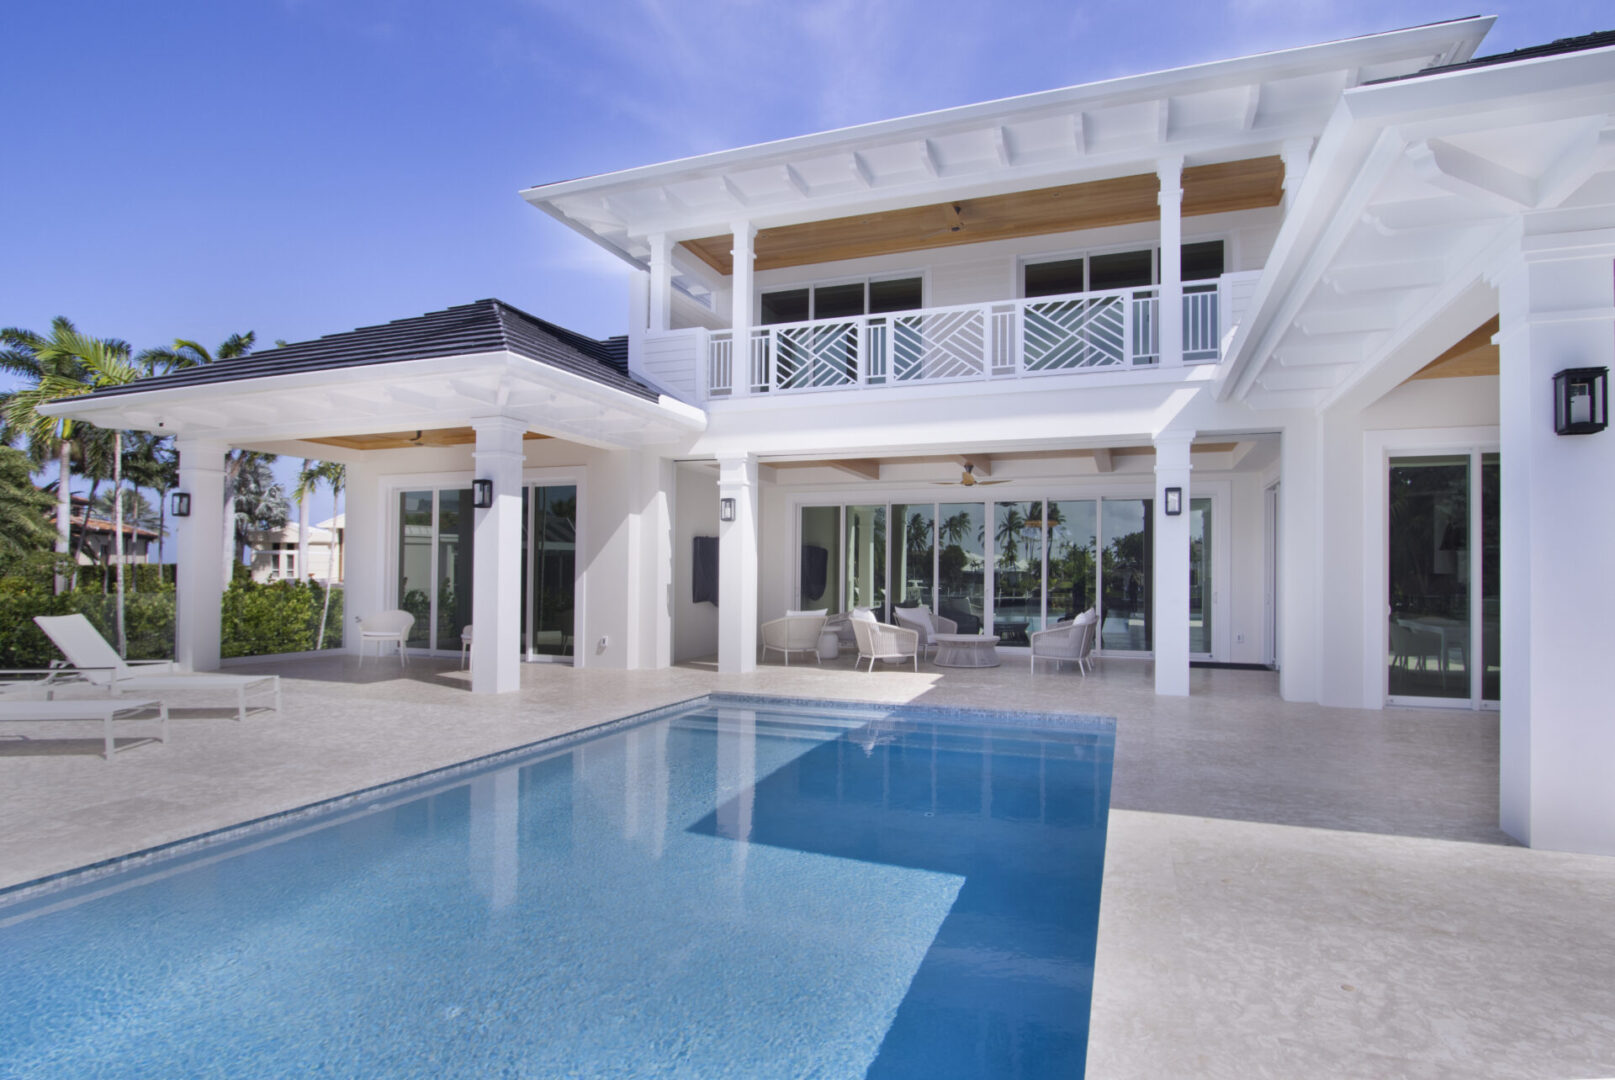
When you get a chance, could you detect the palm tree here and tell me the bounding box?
[0,446,54,559]
[122,432,177,564]
[0,318,97,592]
[30,328,145,654]
[296,460,347,648]
[228,455,289,568]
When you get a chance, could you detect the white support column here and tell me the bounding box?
[716,452,759,674]
[174,437,227,671]
[1495,221,1615,855]
[1157,157,1184,368]
[1277,422,1322,704]
[1280,138,1313,215]
[731,221,757,394]
[1151,430,1194,696]
[648,232,673,333]
[470,416,527,694]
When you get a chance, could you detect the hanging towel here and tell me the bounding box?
[801,544,829,602]
[692,536,719,606]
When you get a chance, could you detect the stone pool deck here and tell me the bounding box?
[2,652,1612,1078]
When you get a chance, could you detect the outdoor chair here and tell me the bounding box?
[358,610,416,668]
[849,610,920,673]
[892,605,958,653]
[1029,610,1097,675]
[32,614,280,722]
[759,611,828,665]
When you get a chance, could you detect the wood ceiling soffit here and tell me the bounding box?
[1407,316,1499,382]
[680,156,1283,274]
[307,429,550,451]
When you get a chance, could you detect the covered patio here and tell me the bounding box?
[3,654,1611,1078]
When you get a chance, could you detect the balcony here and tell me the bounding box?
[698,283,1226,399]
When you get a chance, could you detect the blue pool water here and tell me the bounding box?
[0,696,1114,1079]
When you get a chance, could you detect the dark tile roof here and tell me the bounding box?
[1365,28,1615,84]
[84,300,656,402]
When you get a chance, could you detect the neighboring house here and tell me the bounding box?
[248,514,346,583]
[67,495,158,565]
[44,19,1615,855]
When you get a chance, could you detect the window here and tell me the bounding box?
[759,276,922,325]
[1022,240,1225,297]
[1024,258,1086,298]
[1181,240,1224,282]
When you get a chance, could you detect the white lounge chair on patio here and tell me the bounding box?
[358,609,415,668]
[849,609,920,673]
[1029,609,1097,675]
[0,677,168,761]
[32,615,280,722]
[892,605,958,653]
[759,611,828,665]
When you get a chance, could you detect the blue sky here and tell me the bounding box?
[1,0,1604,511]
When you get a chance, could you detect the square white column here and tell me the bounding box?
[1157,157,1184,369]
[648,232,673,333]
[1151,430,1194,696]
[1277,423,1322,704]
[174,438,228,671]
[470,416,527,694]
[717,453,759,674]
[731,222,757,394]
[1495,223,1615,854]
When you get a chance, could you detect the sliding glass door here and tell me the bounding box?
[396,483,577,658]
[799,494,1189,655]
[1386,452,1499,706]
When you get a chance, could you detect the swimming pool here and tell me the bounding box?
[0,695,1114,1078]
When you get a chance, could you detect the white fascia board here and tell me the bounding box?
[522,18,1489,205]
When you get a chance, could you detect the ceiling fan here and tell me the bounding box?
[933,462,1008,487]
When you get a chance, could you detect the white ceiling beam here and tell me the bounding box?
[1296,308,1400,336]
[1229,441,1257,468]
[721,174,750,207]
[1091,448,1113,473]
[1258,366,1343,392]
[1324,258,1447,294]
[1408,137,1534,212]
[1276,340,1363,367]
[1241,84,1262,130]
[1071,112,1088,154]
[920,139,941,178]
[783,164,811,197]
[385,384,444,411]
[1157,98,1172,143]
[849,151,874,188]
[448,378,500,406]
[829,459,882,481]
[950,454,989,477]
[326,390,386,416]
[1534,119,1615,210]
[992,125,1012,167]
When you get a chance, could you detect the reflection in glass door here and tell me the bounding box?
[524,486,577,658]
[937,503,984,632]
[845,506,887,617]
[1189,498,1211,656]
[1481,454,1499,703]
[1388,456,1472,701]
[398,491,434,649]
[1101,499,1152,652]
[992,501,1042,645]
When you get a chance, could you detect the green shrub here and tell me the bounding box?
[221,578,317,658]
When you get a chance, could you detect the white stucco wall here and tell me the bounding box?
[672,462,719,663]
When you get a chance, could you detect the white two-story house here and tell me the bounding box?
[46,17,1615,854]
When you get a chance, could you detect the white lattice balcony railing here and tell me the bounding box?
[704,283,1222,398]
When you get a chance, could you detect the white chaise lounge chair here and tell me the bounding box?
[34,614,281,722]
[0,681,168,761]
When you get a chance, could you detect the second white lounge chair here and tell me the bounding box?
[34,614,281,722]
[0,691,168,761]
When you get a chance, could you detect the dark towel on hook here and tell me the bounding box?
[801,544,829,602]
[692,536,719,606]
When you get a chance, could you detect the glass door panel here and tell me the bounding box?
[529,486,577,656]
[845,505,887,618]
[892,504,935,611]
[435,489,473,651]
[1189,497,1211,656]
[1101,499,1151,651]
[1481,454,1500,702]
[992,501,1042,644]
[799,506,842,613]
[1046,500,1097,623]
[1388,456,1470,700]
[938,503,984,633]
[398,491,433,648]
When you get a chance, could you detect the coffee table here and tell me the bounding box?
[933,634,1001,668]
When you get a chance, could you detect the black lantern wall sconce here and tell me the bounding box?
[472,479,494,509]
[170,491,192,518]
[1163,487,1183,516]
[719,497,737,522]
[1554,367,1608,435]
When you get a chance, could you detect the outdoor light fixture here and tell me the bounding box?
[472,479,494,509]
[1163,487,1183,516]
[719,497,736,522]
[1554,367,1608,435]
[170,492,191,518]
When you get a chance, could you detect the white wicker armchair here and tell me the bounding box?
[849,612,920,673]
[1029,610,1097,675]
[891,605,958,652]
[759,613,829,665]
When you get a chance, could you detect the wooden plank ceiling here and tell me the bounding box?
[307,428,550,451]
[1407,315,1499,382]
[682,156,1283,274]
